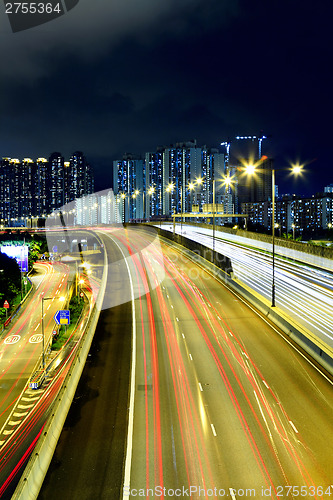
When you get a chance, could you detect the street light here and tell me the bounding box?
[41,294,65,370]
[245,162,302,307]
[212,179,216,260]
[132,190,140,222]
[120,193,126,223]
[147,186,155,223]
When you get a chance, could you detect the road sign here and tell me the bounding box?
[3,300,9,309]
[54,309,70,326]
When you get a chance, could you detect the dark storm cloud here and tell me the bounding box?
[0,0,332,194]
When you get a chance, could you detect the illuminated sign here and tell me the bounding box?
[0,245,29,272]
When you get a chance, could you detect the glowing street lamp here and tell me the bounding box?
[41,294,66,370]
[245,164,256,175]
[245,162,303,307]
[147,186,155,222]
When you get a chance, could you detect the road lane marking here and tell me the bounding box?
[262,380,269,389]
[189,354,193,361]
[29,335,43,344]
[182,333,185,339]
[9,420,21,426]
[229,331,233,337]
[229,488,237,500]
[198,383,203,391]
[4,335,20,345]
[211,423,217,436]
[176,317,179,322]
[112,236,136,500]
[289,420,298,433]
[171,304,173,308]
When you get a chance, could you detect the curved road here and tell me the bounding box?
[38,226,333,500]
[169,224,333,349]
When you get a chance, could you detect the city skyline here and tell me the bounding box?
[0,0,331,197]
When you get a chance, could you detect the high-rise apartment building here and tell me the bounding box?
[113,154,145,221]
[113,141,225,221]
[49,152,65,212]
[49,151,94,213]
[0,158,14,224]
[324,184,333,194]
[35,158,49,217]
[146,150,163,218]
[20,158,35,220]
[242,193,333,233]
[237,157,274,205]
[0,152,94,225]
[66,151,94,204]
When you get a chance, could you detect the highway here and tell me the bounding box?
[0,261,72,496]
[39,226,333,500]
[166,224,333,350]
[0,261,69,429]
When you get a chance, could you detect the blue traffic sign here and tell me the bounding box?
[54,309,70,325]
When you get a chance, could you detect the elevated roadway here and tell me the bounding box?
[39,226,333,499]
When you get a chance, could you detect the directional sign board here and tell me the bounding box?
[54,310,70,326]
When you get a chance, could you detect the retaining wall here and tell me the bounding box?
[183,223,333,271]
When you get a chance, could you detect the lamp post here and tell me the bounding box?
[147,187,155,223]
[244,162,303,308]
[132,193,136,222]
[120,193,126,223]
[41,294,65,370]
[132,190,140,222]
[180,187,183,235]
[291,223,296,240]
[271,168,276,307]
[212,179,216,261]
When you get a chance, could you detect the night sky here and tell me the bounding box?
[0,0,332,196]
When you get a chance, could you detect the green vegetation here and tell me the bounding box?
[0,252,21,325]
[0,231,48,271]
[0,232,47,328]
[51,294,85,351]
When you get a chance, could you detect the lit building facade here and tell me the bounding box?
[0,152,94,225]
[66,151,94,204]
[113,141,225,221]
[35,158,49,217]
[113,154,145,221]
[49,152,65,212]
[242,193,333,233]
